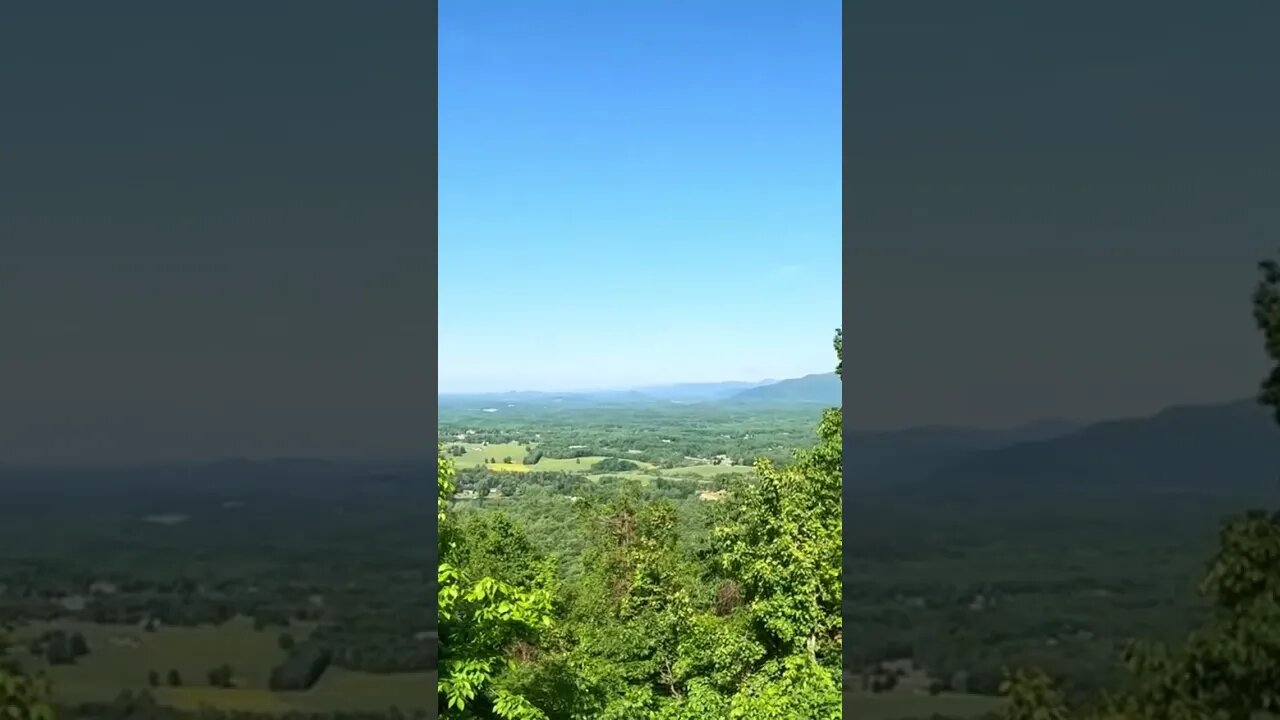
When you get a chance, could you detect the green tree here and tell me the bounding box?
[437,329,844,719]
[438,448,557,719]
[208,663,234,688]
[0,634,49,714]
[698,329,842,717]
[42,634,73,665]
[1000,668,1068,720]
[68,632,88,658]
[547,497,703,718]
[515,330,844,718]
[591,458,641,473]
[0,667,54,720]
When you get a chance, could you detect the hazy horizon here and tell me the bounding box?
[436,370,831,396]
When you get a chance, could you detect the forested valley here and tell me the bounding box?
[436,332,845,718]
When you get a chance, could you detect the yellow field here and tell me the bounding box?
[488,463,530,472]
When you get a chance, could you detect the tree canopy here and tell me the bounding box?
[436,329,844,718]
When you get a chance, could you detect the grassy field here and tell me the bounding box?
[662,464,754,477]
[157,687,294,714]
[12,617,429,712]
[451,442,670,475]
[450,442,528,466]
[845,691,1001,719]
[15,617,286,694]
[447,439,756,496]
[295,668,432,712]
[536,456,615,471]
[156,669,432,713]
[484,462,748,482]
[488,457,617,473]
[586,470,657,483]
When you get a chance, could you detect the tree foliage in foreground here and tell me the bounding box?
[0,643,55,720]
[438,450,557,719]
[1002,254,1280,720]
[437,330,843,718]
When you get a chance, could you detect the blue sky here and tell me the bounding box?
[439,1,841,393]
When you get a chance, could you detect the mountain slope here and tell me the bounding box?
[438,375,820,408]
[905,400,1280,499]
[724,373,841,405]
[634,380,773,402]
[847,419,1080,490]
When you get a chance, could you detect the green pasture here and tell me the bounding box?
[846,690,1001,719]
[158,669,432,713]
[661,464,754,478]
[15,617,286,694]
[449,442,528,467]
[11,617,429,713]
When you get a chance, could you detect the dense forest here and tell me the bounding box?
[436,332,845,718]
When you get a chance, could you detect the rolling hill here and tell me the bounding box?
[722,373,841,406]
[438,374,832,408]
[846,419,1079,491]
[634,380,774,402]
[894,400,1280,500]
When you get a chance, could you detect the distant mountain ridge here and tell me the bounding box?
[868,399,1280,501]
[633,380,775,402]
[721,373,841,405]
[438,373,836,407]
[846,419,1082,490]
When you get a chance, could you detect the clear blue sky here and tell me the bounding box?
[439,0,842,393]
